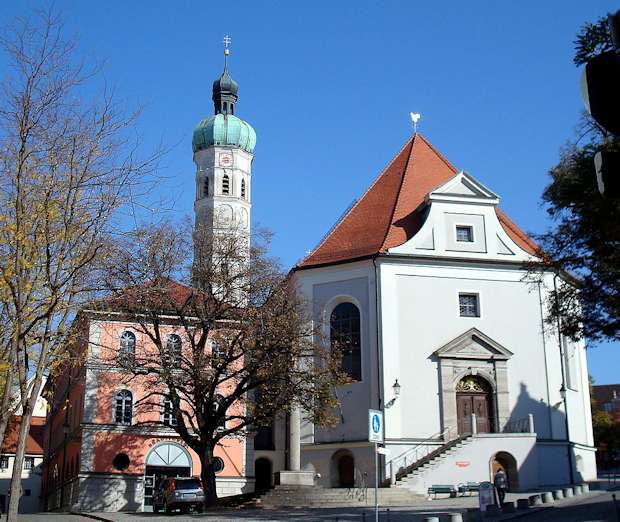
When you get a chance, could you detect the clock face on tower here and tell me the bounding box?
[219,153,233,167]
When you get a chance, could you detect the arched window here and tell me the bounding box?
[114,390,133,425]
[222,174,230,195]
[330,302,361,381]
[204,176,209,198]
[119,331,135,365]
[230,104,234,115]
[241,179,246,199]
[165,334,182,367]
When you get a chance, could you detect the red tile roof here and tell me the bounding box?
[297,134,537,269]
[1,416,45,456]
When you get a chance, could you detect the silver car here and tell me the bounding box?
[153,477,205,514]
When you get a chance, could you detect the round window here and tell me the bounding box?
[112,453,130,471]
[213,456,224,474]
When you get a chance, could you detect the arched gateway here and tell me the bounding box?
[143,442,192,511]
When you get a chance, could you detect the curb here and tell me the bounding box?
[70,512,115,522]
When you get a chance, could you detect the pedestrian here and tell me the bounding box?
[494,468,508,504]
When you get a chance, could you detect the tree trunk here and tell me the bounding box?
[200,446,219,508]
[0,369,15,454]
[7,375,44,521]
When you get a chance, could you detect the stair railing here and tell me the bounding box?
[385,425,459,485]
[353,468,368,502]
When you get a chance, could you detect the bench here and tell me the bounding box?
[427,484,457,498]
[458,482,480,496]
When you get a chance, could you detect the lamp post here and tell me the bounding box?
[385,379,401,409]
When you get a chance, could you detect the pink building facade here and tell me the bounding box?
[43,312,254,512]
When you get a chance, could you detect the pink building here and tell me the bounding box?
[42,296,251,512]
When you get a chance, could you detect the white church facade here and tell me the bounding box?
[185,53,596,494]
[290,134,597,493]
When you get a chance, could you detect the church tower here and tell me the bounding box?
[192,38,256,277]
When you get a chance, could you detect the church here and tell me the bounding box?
[42,47,596,512]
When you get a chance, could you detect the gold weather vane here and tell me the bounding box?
[223,35,231,68]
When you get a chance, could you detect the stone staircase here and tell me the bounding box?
[258,485,425,507]
[392,435,473,487]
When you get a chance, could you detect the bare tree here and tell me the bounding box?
[99,221,344,508]
[0,10,161,519]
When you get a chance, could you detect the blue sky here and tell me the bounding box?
[2,1,618,384]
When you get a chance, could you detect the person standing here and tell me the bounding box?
[494,468,508,504]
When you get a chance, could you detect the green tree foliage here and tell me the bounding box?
[573,16,614,66]
[535,17,619,343]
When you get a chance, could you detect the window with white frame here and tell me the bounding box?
[23,457,34,470]
[114,390,133,425]
[119,331,136,365]
[456,225,474,242]
[0,456,8,469]
[165,334,182,367]
[162,398,177,427]
[459,293,480,317]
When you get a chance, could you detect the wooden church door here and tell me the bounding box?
[456,375,493,434]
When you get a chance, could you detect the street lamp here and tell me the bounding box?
[385,379,402,409]
[559,385,567,401]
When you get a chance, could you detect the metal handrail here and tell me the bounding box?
[353,468,368,502]
[385,426,458,484]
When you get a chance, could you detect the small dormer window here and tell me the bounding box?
[456,225,474,243]
[222,174,230,195]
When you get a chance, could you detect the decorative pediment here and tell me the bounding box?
[434,328,513,360]
[428,171,500,205]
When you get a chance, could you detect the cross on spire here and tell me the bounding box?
[223,35,231,71]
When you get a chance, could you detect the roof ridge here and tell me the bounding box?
[379,135,418,251]
[299,135,415,266]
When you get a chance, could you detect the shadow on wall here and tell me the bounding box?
[48,432,144,513]
[506,382,583,485]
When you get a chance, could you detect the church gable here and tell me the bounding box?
[434,327,513,361]
[428,171,499,203]
[297,134,538,269]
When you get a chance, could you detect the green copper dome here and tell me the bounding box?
[192,113,256,154]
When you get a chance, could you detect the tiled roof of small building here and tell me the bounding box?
[2,416,45,455]
[297,134,538,269]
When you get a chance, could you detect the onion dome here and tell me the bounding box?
[192,113,256,154]
[192,40,256,154]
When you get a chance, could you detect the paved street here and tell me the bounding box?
[12,489,620,521]
[516,490,620,522]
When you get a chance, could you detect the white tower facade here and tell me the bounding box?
[193,145,253,239]
[191,43,256,271]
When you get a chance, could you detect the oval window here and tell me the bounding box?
[112,453,130,471]
[213,456,225,474]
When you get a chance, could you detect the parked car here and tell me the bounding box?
[153,476,205,514]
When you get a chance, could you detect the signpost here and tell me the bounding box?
[478,481,495,512]
[368,409,383,522]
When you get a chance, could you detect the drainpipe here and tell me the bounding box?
[553,272,575,485]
